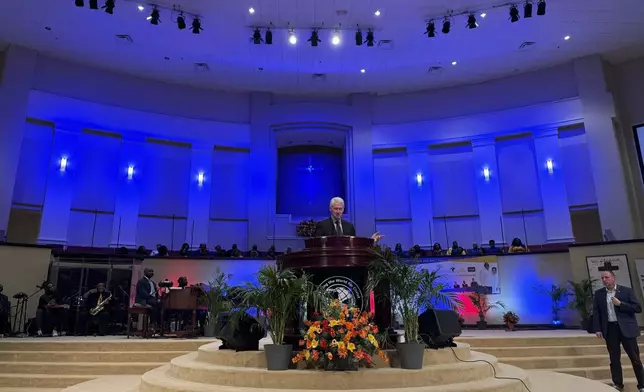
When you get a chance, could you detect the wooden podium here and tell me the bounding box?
[279,236,393,342]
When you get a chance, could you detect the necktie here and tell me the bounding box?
[335,219,343,236]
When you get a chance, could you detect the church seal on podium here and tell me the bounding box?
[319,276,365,310]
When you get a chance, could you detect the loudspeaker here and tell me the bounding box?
[215,312,265,351]
[418,309,462,348]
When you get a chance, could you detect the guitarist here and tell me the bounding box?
[84,283,111,336]
[36,282,69,337]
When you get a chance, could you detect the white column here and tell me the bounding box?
[407,145,433,247]
[472,138,504,244]
[185,145,213,248]
[110,138,143,248]
[574,56,633,239]
[38,128,80,245]
[0,46,37,237]
[533,130,575,243]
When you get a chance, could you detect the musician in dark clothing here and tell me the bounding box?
[0,284,10,337]
[83,283,111,336]
[135,268,160,327]
[36,282,69,337]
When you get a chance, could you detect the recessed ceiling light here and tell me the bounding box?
[146,16,152,20]
[137,5,144,11]
[374,10,381,16]
[564,35,570,40]
[480,13,486,18]
[249,7,255,14]
[360,69,366,73]
[452,61,457,65]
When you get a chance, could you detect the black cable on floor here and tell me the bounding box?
[448,345,533,392]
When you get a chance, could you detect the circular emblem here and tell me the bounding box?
[319,276,365,310]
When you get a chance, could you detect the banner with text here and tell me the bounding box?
[586,254,631,292]
[419,256,500,295]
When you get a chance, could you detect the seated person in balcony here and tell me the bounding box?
[485,239,503,254]
[508,238,529,253]
[36,282,69,337]
[0,284,10,338]
[431,243,444,256]
[447,241,466,256]
[84,283,111,336]
[135,268,160,327]
[468,243,483,255]
[314,197,384,242]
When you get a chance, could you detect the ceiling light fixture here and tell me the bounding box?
[509,5,520,22]
[252,28,262,44]
[138,5,144,11]
[249,7,255,14]
[308,30,321,46]
[466,14,478,29]
[288,29,297,45]
[365,29,375,46]
[355,29,363,46]
[360,69,366,73]
[265,29,272,44]
[480,13,486,18]
[452,61,457,65]
[149,7,160,25]
[177,13,186,29]
[191,18,203,34]
[102,0,114,14]
[75,0,84,7]
[89,0,98,9]
[425,21,436,37]
[442,19,451,34]
[564,35,570,40]
[374,10,381,16]
[537,0,546,15]
[523,1,533,18]
[331,30,341,45]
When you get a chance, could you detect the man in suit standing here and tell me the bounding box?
[593,270,644,391]
[135,268,160,327]
[314,197,384,241]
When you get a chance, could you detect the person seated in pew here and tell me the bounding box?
[468,243,483,255]
[508,238,529,253]
[36,282,69,337]
[485,239,503,254]
[84,283,111,336]
[447,241,466,256]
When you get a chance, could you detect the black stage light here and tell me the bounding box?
[75,0,84,7]
[252,28,262,44]
[537,0,546,15]
[524,1,533,18]
[265,29,272,44]
[308,30,321,47]
[510,5,520,22]
[466,14,477,29]
[177,15,186,29]
[442,19,451,34]
[191,18,203,34]
[149,8,160,25]
[426,21,436,37]
[89,0,98,9]
[365,30,375,46]
[355,30,363,46]
[103,0,114,14]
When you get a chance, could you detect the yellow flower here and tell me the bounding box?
[311,340,319,348]
[347,342,356,352]
[330,320,342,327]
[337,341,346,349]
[368,334,379,347]
[304,350,311,360]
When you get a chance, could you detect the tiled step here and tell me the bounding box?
[0,374,97,389]
[0,362,165,376]
[0,351,187,363]
[478,345,644,357]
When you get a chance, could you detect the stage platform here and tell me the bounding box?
[0,330,636,392]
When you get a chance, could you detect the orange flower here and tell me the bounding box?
[345,322,354,330]
[327,352,333,360]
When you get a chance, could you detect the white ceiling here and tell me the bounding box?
[1,0,643,95]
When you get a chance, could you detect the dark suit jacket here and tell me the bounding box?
[135,277,157,305]
[314,217,356,237]
[593,285,641,339]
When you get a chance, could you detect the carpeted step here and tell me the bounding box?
[477,344,643,357]
[0,374,98,388]
[546,365,634,380]
[497,353,625,369]
[0,388,62,392]
[0,339,213,352]
[0,362,165,376]
[600,377,640,392]
[0,351,188,363]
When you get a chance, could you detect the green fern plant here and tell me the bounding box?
[533,284,568,323]
[567,278,597,327]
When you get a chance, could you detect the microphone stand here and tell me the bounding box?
[12,286,45,337]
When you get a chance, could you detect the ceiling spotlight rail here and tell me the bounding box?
[247,22,380,32]
[423,0,546,37]
[248,22,380,46]
[121,0,203,18]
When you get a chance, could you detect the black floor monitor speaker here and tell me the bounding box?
[418,309,462,349]
[215,312,265,352]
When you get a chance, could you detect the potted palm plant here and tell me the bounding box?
[503,311,520,331]
[201,272,232,337]
[469,290,505,329]
[533,284,568,327]
[568,278,597,332]
[367,246,461,369]
[235,265,317,371]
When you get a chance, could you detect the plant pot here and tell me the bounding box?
[204,322,216,337]
[325,357,359,371]
[476,321,487,330]
[506,323,515,331]
[397,342,425,369]
[264,344,293,371]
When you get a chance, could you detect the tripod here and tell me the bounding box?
[12,287,44,337]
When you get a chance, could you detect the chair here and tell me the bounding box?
[127,305,152,339]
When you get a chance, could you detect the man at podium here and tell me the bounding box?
[314,197,383,242]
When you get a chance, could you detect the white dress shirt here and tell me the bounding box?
[607,287,618,322]
[145,276,156,296]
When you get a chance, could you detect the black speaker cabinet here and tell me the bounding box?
[418,309,462,348]
[215,312,265,351]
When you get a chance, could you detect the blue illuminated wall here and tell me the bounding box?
[277,146,345,217]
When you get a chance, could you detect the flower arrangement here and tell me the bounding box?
[296,219,317,237]
[292,299,388,370]
[503,311,520,325]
